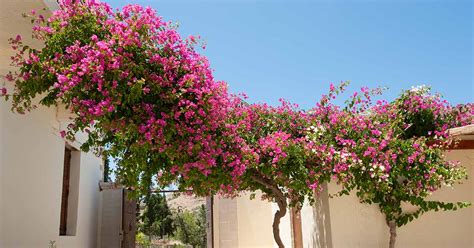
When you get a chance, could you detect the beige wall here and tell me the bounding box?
[237,192,275,248]
[0,1,103,247]
[213,192,275,248]
[328,149,474,248]
[213,191,317,248]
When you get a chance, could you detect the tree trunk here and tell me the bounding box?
[388,220,397,248]
[273,197,288,248]
[249,170,288,248]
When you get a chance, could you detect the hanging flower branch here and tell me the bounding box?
[2,0,243,196]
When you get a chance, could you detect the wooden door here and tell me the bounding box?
[59,147,72,235]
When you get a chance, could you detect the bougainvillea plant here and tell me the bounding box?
[0,2,334,246]
[306,84,473,248]
[1,0,246,197]
[2,0,472,247]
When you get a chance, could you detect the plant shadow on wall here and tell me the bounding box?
[48,240,57,248]
[1,1,473,248]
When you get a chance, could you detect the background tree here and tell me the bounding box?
[103,157,111,182]
[174,205,207,248]
[140,193,175,240]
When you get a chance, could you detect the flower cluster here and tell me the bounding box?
[2,0,244,195]
[222,97,320,204]
[309,84,472,227]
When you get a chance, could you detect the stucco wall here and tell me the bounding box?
[0,100,103,247]
[213,191,317,248]
[327,149,474,248]
[0,1,102,247]
[237,192,274,248]
[213,192,276,248]
[1,103,103,248]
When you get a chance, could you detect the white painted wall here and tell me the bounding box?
[0,1,103,247]
[0,100,103,247]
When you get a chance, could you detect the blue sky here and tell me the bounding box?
[105,0,473,108]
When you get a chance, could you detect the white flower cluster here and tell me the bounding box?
[362,163,389,182]
[305,125,326,140]
[442,182,453,188]
[410,84,428,93]
[335,150,362,168]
